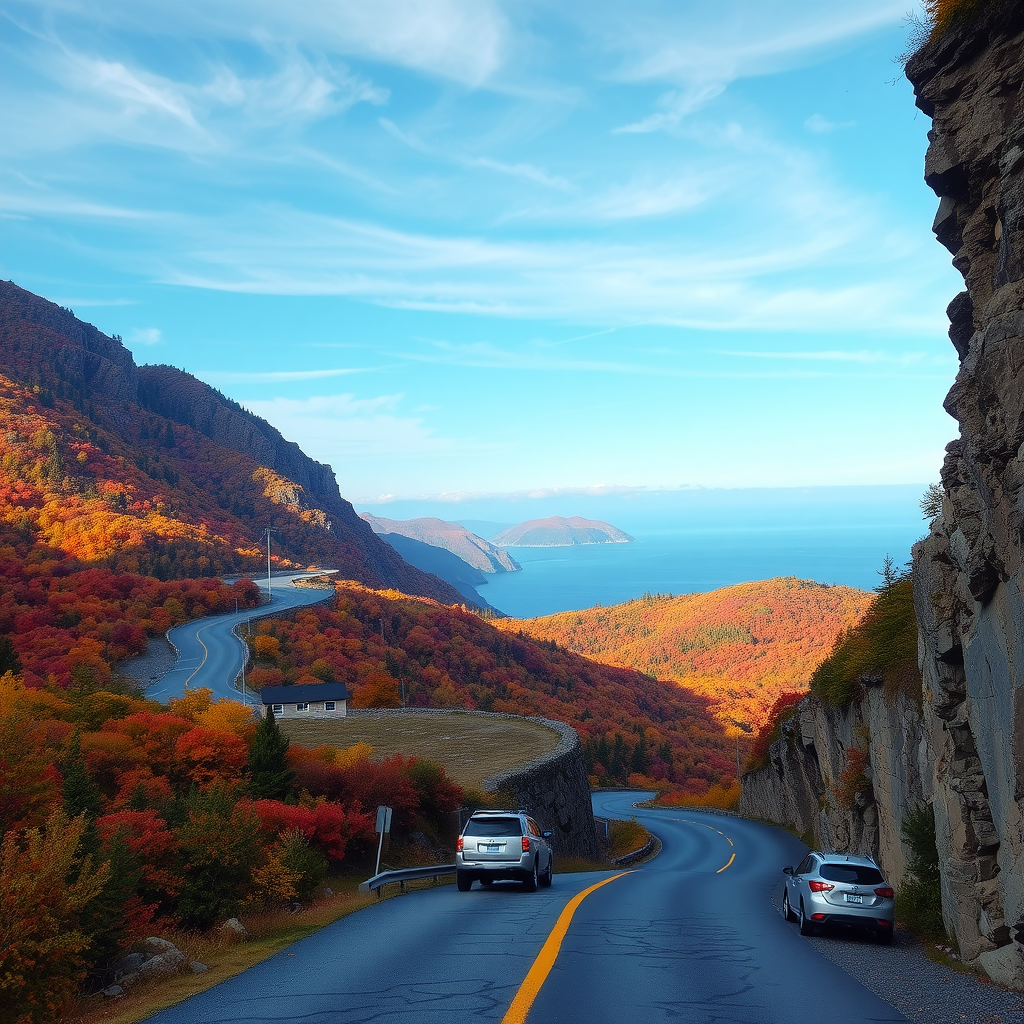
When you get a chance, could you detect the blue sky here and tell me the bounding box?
[0,1,960,506]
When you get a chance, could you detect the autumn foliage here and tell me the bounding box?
[246,582,736,794]
[498,579,872,733]
[0,671,462,1021]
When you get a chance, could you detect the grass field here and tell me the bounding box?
[280,710,561,789]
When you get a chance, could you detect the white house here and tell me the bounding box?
[258,682,350,720]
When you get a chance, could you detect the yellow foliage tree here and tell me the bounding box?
[0,810,110,1024]
[197,700,257,739]
[169,687,213,722]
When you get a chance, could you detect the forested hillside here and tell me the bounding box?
[0,281,462,604]
[246,582,735,792]
[499,578,873,731]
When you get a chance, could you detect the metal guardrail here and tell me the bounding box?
[359,864,456,896]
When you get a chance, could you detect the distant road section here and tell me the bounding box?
[147,572,337,705]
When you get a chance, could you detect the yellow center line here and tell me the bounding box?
[717,852,736,873]
[185,624,211,687]
[500,871,631,1024]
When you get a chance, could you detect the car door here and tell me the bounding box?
[791,855,812,909]
[526,817,549,869]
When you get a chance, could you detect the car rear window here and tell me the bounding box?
[464,817,522,838]
[819,863,884,885]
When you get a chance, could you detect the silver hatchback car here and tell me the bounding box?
[782,852,895,943]
[456,810,554,892]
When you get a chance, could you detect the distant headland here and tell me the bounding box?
[493,516,635,547]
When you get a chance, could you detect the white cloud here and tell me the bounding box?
[201,368,369,384]
[805,113,856,134]
[242,392,488,461]
[128,326,161,345]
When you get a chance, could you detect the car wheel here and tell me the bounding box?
[456,871,473,892]
[783,891,796,922]
[798,901,815,936]
[540,857,553,888]
[523,861,538,892]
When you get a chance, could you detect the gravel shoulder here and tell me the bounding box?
[770,879,1024,1024]
[117,637,179,689]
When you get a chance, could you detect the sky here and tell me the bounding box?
[0,1,961,508]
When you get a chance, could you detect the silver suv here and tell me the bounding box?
[783,851,895,943]
[456,810,554,892]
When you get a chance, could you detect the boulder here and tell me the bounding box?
[220,917,248,939]
[137,949,186,980]
[112,952,145,979]
[100,985,124,998]
[141,936,177,957]
[977,942,1024,990]
[191,961,209,974]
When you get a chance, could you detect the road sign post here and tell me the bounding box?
[374,805,393,877]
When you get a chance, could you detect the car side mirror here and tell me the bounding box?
[542,831,553,839]
[782,866,793,875]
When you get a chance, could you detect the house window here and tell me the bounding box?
[325,701,335,711]
[295,702,309,712]
[272,704,283,715]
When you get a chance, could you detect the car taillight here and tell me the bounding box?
[874,886,894,899]
[522,836,530,852]
[808,880,834,892]
[456,836,463,852]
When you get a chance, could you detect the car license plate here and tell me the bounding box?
[485,844,501,852]
[845,894,863,904]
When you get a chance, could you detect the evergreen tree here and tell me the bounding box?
[247,707,294,800]
[61,732,101,856]
[0,635,20,676]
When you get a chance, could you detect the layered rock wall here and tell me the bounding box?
[744,6,1024,988]
[907,1,1024,988]
[740,688,928,893]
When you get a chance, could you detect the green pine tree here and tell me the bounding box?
[0,634,20,676]
[247,707,294,800]
[62,731,102,855]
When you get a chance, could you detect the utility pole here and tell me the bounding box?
[264,528,274,600]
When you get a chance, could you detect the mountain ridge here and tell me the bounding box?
[0,280,464,605]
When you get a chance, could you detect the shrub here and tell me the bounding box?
[895,803,946,941]
[0,810,109,1024]
[811,566,920,707]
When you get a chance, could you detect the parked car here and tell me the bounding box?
[782,851,895,943]
[456,809,554,892]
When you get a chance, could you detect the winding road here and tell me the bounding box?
[147,572,337,704]
[146,791,908,1023]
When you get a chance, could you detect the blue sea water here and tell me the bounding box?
[478,522,925,618]
[358,484,930,619]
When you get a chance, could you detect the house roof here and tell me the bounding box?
[259,682,351,704]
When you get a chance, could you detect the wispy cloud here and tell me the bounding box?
[242,392,492,461]
[201,367,370,384]
[379,118,571,191]
[805,113,856,134]
[128,326,161,345]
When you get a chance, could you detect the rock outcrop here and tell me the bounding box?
[743,4,1024,989]
[745,5,1024,992]
[905,0,1024,989]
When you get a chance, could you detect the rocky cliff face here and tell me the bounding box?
[743,3,1024,989]
[905,1,1024,988]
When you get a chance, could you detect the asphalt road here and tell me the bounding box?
[147,573,336,704]
[146,791,908,1024]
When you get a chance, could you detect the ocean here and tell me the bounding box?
[357,484,930,620]
[477,522,925,619]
